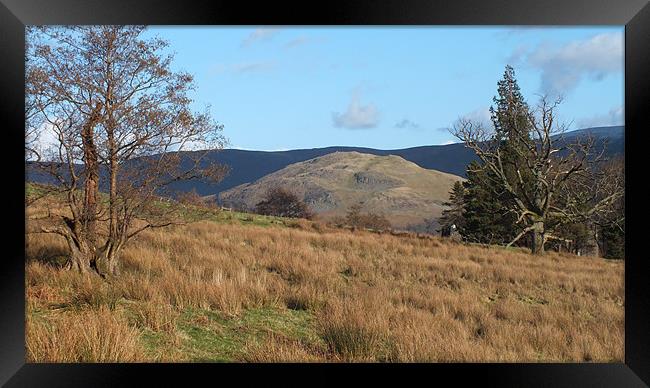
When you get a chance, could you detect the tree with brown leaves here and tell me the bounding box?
[26,26,227,276]
[344,202,391,231]
[254,187,314,219]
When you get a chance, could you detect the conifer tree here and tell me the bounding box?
[459,66,531,245]
[453,66,623,254]
[438,181,466,237]
[460,162,518,244]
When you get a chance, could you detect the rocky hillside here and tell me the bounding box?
[220,152,464,231]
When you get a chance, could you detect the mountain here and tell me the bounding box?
[220,152,464,231]
[562,125,624,140]
[26,125,624,199]
[159,125,624,198]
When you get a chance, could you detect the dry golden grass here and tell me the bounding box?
[26,306,143,362]
[26,215,624,362]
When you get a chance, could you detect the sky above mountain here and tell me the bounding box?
[145,26,623,151]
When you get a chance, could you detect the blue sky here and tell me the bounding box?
[148,26,624,151]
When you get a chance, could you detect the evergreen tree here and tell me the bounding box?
[600,224,625,259]
[490,65,535,205]
[453,66,624,254]
[490,66,531,142]
[460,162,518,244]
[438,181,466,236]
[458,66,532,245]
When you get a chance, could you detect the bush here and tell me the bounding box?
[177,189,216,208]
[344,203,391,231]
[255,187,314,219]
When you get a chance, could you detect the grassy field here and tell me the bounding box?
[25,189,624,362]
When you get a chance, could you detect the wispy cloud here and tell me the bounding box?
[577,105,624,128]
[210,61,275,76]
[284,36,311,49]
[510,32,623,95]
[495,27,553,41]
[394,119,419,130]
[507,44,530,66]
[241,28,282,48]
[232,61,275,73]
[332,87,380,130]
[460,107,493,128]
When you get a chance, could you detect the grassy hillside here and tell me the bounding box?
[220,152,464,231]
[26,191,623,362]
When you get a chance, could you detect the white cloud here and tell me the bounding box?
[394,119,419,129]
[577,105,624,128]
[232,146,289,152]
[241,28,282,47]
[460,107,493,128]
[507,44,530,66]
[332,88,380,130]
[513,32,623,95]
[28,122,59,161]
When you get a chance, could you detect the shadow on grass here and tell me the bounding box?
[27,245,71,269]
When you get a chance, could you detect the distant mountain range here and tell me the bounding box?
[26,125,624,201]
[220,151,464,231]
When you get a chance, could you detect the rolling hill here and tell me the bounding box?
[25,125,624,201]
[220,152,464,231]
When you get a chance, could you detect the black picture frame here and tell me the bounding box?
[1,0,648,386]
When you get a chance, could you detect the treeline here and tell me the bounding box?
[438,66,624,259]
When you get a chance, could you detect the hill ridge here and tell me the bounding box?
[220,151,464,231]
[26,125,623,200]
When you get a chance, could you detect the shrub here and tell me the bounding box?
[255,187,314,219]
[344,203,391,231]
[177,189,216,208]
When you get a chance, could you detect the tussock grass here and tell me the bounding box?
[26,306,143,362]
[26,202,624,362]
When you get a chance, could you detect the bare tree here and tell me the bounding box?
[26,26,227,276]
[452,96,623,254]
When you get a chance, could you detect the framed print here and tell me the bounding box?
[1,0,648,386]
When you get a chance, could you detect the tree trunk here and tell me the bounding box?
[67,240,95,274]
[81,128,99,249]
[530,220,545,255]
[94,242,122,277]
[80,102,103,268]
[70,249,90,273]
[583,227,600,257]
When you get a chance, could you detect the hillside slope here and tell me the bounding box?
[220,151,464,230]
[25,125,624,199]
[26,208,624,362]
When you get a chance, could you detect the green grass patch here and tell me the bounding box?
[26,182,301,230]
[150,306,323,362]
